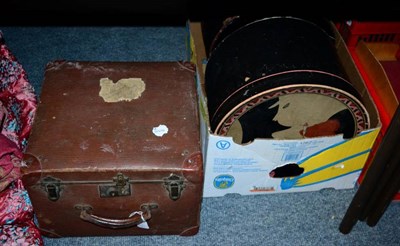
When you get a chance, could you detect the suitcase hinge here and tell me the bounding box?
[41,176,61,201]
[164,174,185,201]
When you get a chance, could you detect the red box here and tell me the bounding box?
[337,21,400,201]
[337,21,400,47]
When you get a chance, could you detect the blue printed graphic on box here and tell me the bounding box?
[213,175,235,189]
[216,140,231,150]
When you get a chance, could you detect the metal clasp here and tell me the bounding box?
[164,174,185,201]
[41,176,61,201]
[99,173,131,198]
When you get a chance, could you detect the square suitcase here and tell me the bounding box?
[21,61,204,237]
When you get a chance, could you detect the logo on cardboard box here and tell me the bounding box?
[213,175,235,189]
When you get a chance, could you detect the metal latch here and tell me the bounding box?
[164,174,185,201]
[41,176,61,201]
[99,173,131,198]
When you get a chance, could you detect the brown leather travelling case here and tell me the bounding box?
[21,61,203,237]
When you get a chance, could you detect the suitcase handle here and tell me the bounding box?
[75,203,158,229]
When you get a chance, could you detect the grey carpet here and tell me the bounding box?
[1,26,399,246]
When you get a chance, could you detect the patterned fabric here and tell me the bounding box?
[0,180,43,246]
[0,134,22,192]
[1,100,6,128]
[0,30,43,246]
[0,30,37,151]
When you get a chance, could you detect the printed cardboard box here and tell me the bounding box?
[187,21,381,197]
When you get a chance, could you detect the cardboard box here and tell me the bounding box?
[352,41,399,124]
[187,21,381,197]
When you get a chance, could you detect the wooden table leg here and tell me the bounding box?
[339,105,400,234]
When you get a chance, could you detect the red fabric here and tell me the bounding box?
[0,134,22,192]
[0,30,43,245]
[0,179,43,246]
[0,32,37,151]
